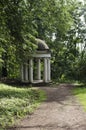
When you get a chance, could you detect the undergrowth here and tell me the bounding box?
[0,83,46,129]
[73,84,86,111]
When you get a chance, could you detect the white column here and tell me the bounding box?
[21,64,24,81]
[47,58,51,81]
[43,58,48,82]
[25,63,28,81]
[37,59,41,80]
[29,59,33,83]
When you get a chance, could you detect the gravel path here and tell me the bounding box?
[10,84,86,130]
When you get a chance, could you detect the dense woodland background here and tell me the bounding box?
[0,0,86,83]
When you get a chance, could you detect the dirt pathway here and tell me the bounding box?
[11,84,86,130]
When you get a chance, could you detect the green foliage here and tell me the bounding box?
[51,1,86,83]
[0,0,85,82]
[73,86,86,111]
[0,83,46,129]
[75,54,86,82]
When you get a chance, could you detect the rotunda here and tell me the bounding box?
[21,38,51,83]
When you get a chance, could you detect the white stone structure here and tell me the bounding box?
[21,39,51,83]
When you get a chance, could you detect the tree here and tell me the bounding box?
[50,0,86,82]
[0,0,85,82]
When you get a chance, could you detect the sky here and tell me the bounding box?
[78,0,84,4]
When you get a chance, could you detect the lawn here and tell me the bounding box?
[0,83,46,129]
[73,85,86,111]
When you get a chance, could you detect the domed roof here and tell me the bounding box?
[35,38,49,51]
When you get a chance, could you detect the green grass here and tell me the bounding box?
[0,83,46,129]
[73,85,86,111]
